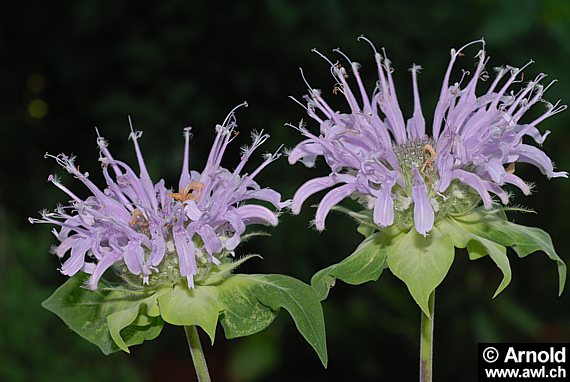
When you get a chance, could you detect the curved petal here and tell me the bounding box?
[123,241,144,275]
[452,169,493,209]
[88,252,121,290]
[245,188,286,209]
[435,152,454,193]
[360,160,395,185]
[235,204,279,226]
[516,124,550,145]
[184,200,203,221]
[292,174,354,214]
[485,159,506,184]
[288,139,324,167]
[60,239,91,276]
[412,169,434,236]
[315,183,357,231]
[515,144,568,179]
[503,173,531,195]
[225,210,246,235]
[56,236,76,258]
[224,211,246,251]
[373,183,395,227]
[198,225,223,255]
[149,229,166,267]
[173,228,197,289]
[483,181,510,205]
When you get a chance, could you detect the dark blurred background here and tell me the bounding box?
[1,0,570,381]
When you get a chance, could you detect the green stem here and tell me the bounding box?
[419,290,435,382]
[184,326,211,382]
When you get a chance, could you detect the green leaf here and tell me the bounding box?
[311,231,392,300]
[468,239,511,298]
[217,275,277,338]
[357,224,377,237]
[439,216,512,298]
[385,226,455,316]
[157,273,327,366]
[157,284,221,343]
[106,305,140,352]
[42,274,164,355]
[44,273,327,366]
[252,275,327,367]
[450,210,566,295]
[219,274,328,367]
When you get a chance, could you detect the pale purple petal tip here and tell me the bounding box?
[235,205,279,226]
[373,184,395,227]
[315,184,357,231]
[291,175,349,215]
[412,169,434,236]
[452,169,493,209]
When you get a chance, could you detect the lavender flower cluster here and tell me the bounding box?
[289,38,567,236]
[30,105,287,289]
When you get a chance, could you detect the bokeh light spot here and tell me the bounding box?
[28,99,48,119]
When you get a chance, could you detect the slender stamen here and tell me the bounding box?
[333,47,354,66]
[48,174,83,203]
[357,35,379,55]
[221,102,248,127]
[289,96,310,111]
[299,67,314,91]
[311,48,335,66]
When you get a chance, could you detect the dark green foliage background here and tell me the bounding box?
[1,0,569,381]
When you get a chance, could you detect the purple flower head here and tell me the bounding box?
[289,38,567,236]
[30,104,287,289]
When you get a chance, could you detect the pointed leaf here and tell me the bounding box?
[219,274,328,367]
[107,306,140,352]
[467,239,510,298]
[43,272,327,366]
[439,216,512,297]
[157,284,221,343]
[252,274,328,367]
[42,274,164,355]
[386,226,455,316]
[311,231,391,300]
[452,211,566,295]
[218,276,277,338]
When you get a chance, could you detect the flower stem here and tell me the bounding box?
[184,325,211,382]
[419,290,435,382]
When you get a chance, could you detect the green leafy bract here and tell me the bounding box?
[219,273,327,366]
[311,230,393,301]
[444,210,566,296]
[385,226,455,316]
[42,274,165,355]
[312,208,566,315]
[43,271,327,367]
